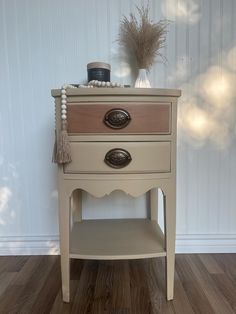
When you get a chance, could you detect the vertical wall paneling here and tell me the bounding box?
[0,0,236,254]
[229,0,236,234]
[186,3,199,234]
[218,0,232,234]
[176,0,189,235]
[208,0,222,234]
[197,0,210,234]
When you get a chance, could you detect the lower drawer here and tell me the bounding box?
[64,142,171,174]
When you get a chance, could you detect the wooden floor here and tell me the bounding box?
[0,254,236,314]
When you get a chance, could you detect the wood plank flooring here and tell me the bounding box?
[0,254,235,314]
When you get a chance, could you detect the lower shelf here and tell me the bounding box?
[70,218,166,260]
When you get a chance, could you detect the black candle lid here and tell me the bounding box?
[87,62,111,70]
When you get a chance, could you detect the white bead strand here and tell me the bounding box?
[61,87,67,121]
[87,80,124,88]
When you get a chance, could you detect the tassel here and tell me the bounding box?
[53,121,72,164]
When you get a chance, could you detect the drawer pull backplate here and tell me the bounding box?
[104,148,132,169]
[104,108,131,129]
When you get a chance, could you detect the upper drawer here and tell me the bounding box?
[66,103,171,134]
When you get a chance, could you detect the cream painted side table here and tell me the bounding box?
[51,88,181,303]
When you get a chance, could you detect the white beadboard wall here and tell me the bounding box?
[0,0,236,255]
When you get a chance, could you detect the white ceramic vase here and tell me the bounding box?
[135,68,151,88]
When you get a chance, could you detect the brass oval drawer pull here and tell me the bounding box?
[104,108,131,129]
[104,148,132,169]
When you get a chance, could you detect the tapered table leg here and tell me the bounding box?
[58,184,71,303]
[164,184,176,301]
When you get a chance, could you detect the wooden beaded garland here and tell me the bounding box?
[60,84,76,124]
[53,82,124,164]
[60,81,124,127]
[60,82,123,128]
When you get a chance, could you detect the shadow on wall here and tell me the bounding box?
[46,240,60,255]
[110,45,136,85]
[170,46,236,149]
[161,0,236,149]
[0,186,13,226]
[162,0,201,25]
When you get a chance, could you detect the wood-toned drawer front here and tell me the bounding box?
[64,142,171,174]
[67,103,171,134]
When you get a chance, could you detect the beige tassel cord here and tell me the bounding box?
[52,85,75,164]
[53,120,72,164]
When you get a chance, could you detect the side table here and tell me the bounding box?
[52,87,181,302]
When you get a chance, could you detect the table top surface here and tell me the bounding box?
[51,87,181,98]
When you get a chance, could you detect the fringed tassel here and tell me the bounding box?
[53,121,72,164]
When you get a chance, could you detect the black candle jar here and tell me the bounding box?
[87,62,111,82]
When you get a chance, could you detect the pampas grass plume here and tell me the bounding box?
[118,5,168,70]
